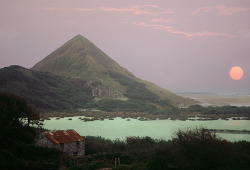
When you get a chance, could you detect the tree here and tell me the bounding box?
[170,127,231,169]
[0,92,40,147]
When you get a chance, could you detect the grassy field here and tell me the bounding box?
[178,93,250,107]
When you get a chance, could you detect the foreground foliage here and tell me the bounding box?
[0,93,40,146]
[1,126,250,169]
[79,128,250,170]
[0,93,62,169]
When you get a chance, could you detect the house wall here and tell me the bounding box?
[35,132,85,156]
[35,132,57,148]
[63,141,85,156]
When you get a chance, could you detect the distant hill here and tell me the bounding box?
[32,35,194,107]
[0,65,93,112]
[178,92,250,107]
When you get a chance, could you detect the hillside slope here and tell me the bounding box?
[0,65,93,112]
[32,34,193,107]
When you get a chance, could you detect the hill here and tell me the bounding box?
[32,34,194,108]
[0,65,93,112]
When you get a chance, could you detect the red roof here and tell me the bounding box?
[44,129,84,144]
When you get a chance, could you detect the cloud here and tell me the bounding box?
[192,5,250,15]
[72,5,173,15]
[133,22,236,38]
[144,5,158,8]
[151,18,176,23]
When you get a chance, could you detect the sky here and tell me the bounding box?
[1,0,250,95]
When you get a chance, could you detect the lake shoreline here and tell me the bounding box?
[209,129,250,134]
[40,111,250,122]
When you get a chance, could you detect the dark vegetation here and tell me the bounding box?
[199,105,250,115]
[0,93,39,146]
[0,92,62,169]
[85,99,156,112]
[0,66,94,112]
[85,102,250,118]
[147,104,250,119]
[75,128,250,170]
[1,93,250,169]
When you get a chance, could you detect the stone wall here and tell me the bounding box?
[35,132,56,148]
[62,140,85,156]
[35,132,85,156]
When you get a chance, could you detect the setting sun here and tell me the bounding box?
[230,66,243,80]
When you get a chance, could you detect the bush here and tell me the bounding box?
[75,130,250,169]
[85,136,113,155]
[170,127,232,169]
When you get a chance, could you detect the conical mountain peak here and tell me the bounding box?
[69,34,93,47]
[73,34,86,40]
[32,35,193,105]
[74,34,83,38]
[32,34,133,81]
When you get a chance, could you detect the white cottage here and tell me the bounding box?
[35,129,85,156]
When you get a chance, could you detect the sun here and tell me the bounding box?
[229,66,243,80]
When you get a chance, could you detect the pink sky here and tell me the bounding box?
[1,0,250,94]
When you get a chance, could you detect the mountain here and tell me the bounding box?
[32,34,194,107]
[32,34,137,100]
[0,35,194,112]
[0,65,94,112]
[32,35,134,89]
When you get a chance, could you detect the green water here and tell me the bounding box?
[43,117,250,141]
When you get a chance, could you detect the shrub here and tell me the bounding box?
[170,127,231,169]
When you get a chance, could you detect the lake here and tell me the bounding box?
[43,117,250,142]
